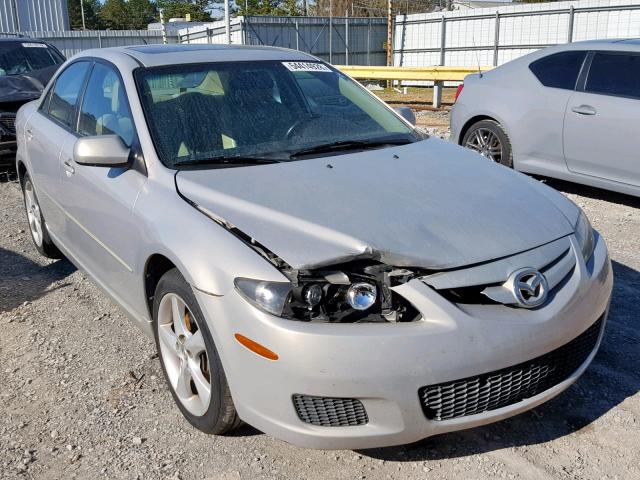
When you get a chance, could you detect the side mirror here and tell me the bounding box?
[394,107,417,126]
[74,135,131,167]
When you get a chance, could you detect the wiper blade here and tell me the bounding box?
[174,155,283,168]
[289,138,412,158]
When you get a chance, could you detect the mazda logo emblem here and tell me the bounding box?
[507,268,549,308]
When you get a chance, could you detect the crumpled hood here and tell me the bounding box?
[0,65,59,104]
[176,138,577,270]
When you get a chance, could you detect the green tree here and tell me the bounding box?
[100,0,129,29]
[236,0,303,16]
[68,0,102,30]
[157,0,214,21]
[128,0,157,29]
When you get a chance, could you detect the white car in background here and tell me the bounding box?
[451,39,640,197]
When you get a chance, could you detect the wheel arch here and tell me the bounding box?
[458,115,501,145]
[144,253,178,320]
[16,159,27,185]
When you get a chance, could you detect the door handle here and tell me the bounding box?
[25,128,33,140]
[571,105,597,116]
[63,159,75,175]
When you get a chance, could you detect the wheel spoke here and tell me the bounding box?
[158,324,178,351]
[171,296,187,336]
[474,130,485,148]
[188,359,211,409]
[174,361,192,400]
[185,330,205,356]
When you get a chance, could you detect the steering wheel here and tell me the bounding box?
[285,117,317,139]
[285,116,359,140]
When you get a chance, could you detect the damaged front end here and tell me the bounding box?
[193,203,426,324]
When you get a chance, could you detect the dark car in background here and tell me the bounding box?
[0,37,64,175]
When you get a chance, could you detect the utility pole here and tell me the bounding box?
[329,0,333,64]
[386,0,393,67]
[303,0,308,16]
[387,0,393,88]
[159,8,167,44]
[80,0,86,30]
[224,0,231,44]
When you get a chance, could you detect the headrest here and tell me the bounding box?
[230,71,274,92]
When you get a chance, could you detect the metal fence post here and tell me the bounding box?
[433,15,446,108]
[367,17,371,66]
[329,15,333,63]
[206,27,211,44]
[345,16,349,65]
[295,19,300,50]
[567,6,575,43]
[97,31,102,48]
[493,11,500,67]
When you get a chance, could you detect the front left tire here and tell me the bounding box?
[153,268,241,434]
[21,172,63,259]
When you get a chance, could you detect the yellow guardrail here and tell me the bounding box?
[335,65,493,82]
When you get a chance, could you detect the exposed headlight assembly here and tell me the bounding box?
[235,276,379,321]
[574,210,595,261]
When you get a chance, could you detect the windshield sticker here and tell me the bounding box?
[22,42,48,48]
[282,62,331,73]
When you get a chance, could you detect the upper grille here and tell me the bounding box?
[419,316,604,421]
[0,114,16,135]
[293,394,368,427]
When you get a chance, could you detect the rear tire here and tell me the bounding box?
[21,172,63,259]
[462,119,513,168]
[153,268,241,434]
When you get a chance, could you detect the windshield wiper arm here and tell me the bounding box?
[289,138,412,159]
[174,155,283,168]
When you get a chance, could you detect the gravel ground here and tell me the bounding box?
[1,115,639,479]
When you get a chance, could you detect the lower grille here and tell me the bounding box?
[293,394,368,427]
[419,317,604,421]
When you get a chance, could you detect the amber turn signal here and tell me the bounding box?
[234,333,279,361]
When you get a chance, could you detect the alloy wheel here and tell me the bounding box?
[24,180,43,247]
[157,293,211,416]
[465,127,504,163]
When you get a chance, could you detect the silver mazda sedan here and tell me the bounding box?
[16,45,612,449]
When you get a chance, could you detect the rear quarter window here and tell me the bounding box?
[529,51,587,90]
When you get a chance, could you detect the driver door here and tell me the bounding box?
[57,60,148,319]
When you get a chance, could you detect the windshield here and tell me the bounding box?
[0,42,64,76]
[135,60,419,168]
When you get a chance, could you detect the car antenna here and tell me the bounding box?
[472,35,483,78]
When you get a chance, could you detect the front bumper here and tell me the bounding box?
[195,233,612,449]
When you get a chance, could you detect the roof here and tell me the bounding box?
[559,38,640,51]
[91,44,317,68]
[0,37,45,43]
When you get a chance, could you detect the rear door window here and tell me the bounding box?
[48,61,91,129]
[529,51,587,90]
[585,52,640,99]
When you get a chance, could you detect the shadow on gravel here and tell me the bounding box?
[0,247,76,313]
[539,177,640,209]
[360,260,640,462]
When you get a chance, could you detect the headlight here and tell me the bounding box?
[234,276,379,321]
[234,278,292,316]
[574,210,595,261]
